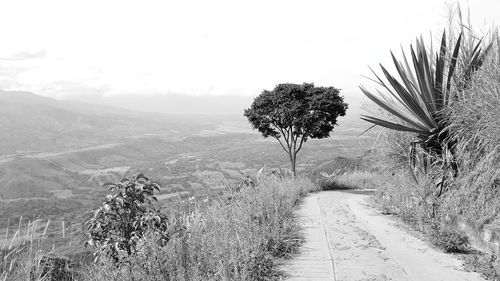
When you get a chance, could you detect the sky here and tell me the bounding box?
[0,0,498,100]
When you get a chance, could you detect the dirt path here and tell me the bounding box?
[280,190,485,281]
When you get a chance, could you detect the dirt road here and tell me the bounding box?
[280,190,485,281]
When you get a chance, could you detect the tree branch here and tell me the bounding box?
[293,127,299,146]
[274,125,291,148]
[295,135,307,154]
[274,136,290,154]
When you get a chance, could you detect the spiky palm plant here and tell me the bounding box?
[360,31,490,176]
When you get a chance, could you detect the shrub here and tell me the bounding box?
[366,10,500,256]
[463,253,499,280]
[430,222,470,253]
[84,174,174,262]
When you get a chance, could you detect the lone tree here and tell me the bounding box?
[244,83,348,176]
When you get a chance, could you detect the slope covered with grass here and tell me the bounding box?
[364,8,500,280]
[1,175,318,281]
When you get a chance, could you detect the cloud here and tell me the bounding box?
[0,78,22,90]
[0,63,35,90]
[29,80,110,98]
[0,50,47,61]
[0,1,498,98]
[0,50,48,90]
[0,65,29,77]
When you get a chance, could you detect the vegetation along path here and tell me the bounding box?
[280,190,486,281]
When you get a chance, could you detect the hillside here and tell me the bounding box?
[0,90,217,155]
[0,91,370,228]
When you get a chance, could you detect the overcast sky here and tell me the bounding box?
[0,0,498,99]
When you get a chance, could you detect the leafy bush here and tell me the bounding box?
[85,174,174,262]
[430,222,470,253]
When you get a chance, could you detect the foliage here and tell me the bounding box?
[85,174,172,262]
[307,156,381,190]
[375,168,437,224]
[364,126,434,224]
[360,29,491,179]
[33,255,74,281]
[318,170,382,191]
[430,221,470,253]
[244,83,347,176]
[2,175,316,281]
[364,11,499,256]
[368,16,499,271]
[463,253,499,280]
[439,32,500,227]
[86,176,318,281]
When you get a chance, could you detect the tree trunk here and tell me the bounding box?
[291,132,297,177]
[287,150,295,177]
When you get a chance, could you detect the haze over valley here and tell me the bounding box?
[0,90,368,229]
[1,1,499,280]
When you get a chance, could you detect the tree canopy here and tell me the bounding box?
[244,83,348,175]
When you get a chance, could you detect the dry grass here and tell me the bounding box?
[83,176,317,281]
[439,33,500,234]
[318,170,383,190]
[0,219,68,281]
[1,175,317,281]
[307,156,384,190]
[2,176,317,281]
[368,15,500,279]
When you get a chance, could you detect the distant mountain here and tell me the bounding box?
[0,90,218,155]
[0,90,371,227]
[60,92,366,117]
[60,93,254,115]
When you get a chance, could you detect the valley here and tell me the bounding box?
[0,90,371,242]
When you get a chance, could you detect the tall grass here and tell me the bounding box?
[307,156,384,190]
[84,176,317,281]
[368,4,499,221]
[368,129,440,230]
[1,175,317,281]
[367,6,500,278]
[0,219,68,281]
[315,170,383,191]
[2,176,317,281]
[440,33,500,228]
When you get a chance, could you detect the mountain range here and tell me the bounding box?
[0,90,225,155]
